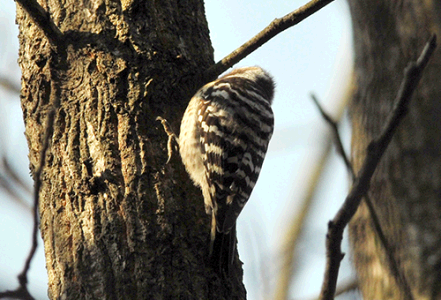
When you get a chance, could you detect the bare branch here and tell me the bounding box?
[15,0,63,46]
[0,285,35,300]
[205,0,334,79]
[312,94,413,298]
[319,34,437,300]
[311,94,352,177]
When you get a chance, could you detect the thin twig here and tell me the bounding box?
[204,0,334,79]
[312,94,413,297]
[311,94,352,176]
[15,0,64,46]
[319,34,437,300]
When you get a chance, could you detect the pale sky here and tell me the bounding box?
[0,1,355,299]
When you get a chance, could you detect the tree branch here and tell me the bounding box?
[318,34,437,300]
[15,0,63,46]
[0,285,35,300]
[311,94,352,176]
[312,94,413,298]
[204,0,334,79]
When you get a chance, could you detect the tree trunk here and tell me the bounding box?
[348,0,441,299]
[16,0,246,299]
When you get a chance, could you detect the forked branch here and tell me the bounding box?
[319,34,437,300]
[312,94,413,297]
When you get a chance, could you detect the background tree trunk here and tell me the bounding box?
[348,0,441,299]
[16,0,246,299]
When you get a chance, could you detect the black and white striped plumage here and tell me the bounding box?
[179,66,274,272]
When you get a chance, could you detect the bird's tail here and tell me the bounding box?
[209,223,237,275]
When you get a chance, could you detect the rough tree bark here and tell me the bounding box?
[348,0,441,299]
[16,0,246,299]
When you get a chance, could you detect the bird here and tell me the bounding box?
[179,66,275,273]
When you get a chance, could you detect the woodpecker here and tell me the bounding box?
[179,66,274,273]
